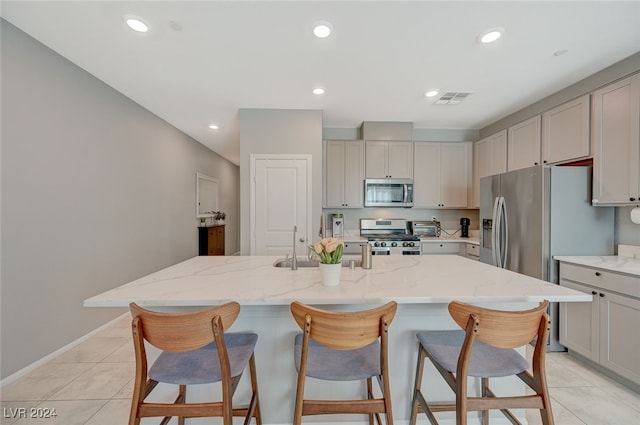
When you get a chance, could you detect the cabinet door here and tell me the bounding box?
[324,141,346,207]
[472,131,506,208]
[440,143,470,208]
[387,141,414,178]
[365,141,388,178]
[343,141,365,207]
[542,94,590,164]
[592,74,640,205]
[208,226,225,256]
[559,278,599,361]
[508,115,541,171]
[413,143,440,207]
[599,291,640,385]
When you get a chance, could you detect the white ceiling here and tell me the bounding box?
[2,1,639,165]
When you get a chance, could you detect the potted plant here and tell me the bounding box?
[212,211,226,224]
[310,237,344,286]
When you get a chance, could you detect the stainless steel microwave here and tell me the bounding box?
[364,178,414,207]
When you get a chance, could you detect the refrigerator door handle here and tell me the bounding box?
[491,197,501,267]
[500,196,509,268]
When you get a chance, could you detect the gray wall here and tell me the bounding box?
[0,21,239,378]
[239,109,323,255]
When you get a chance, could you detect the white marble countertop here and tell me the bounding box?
[84,255,590,308]
[554,255,640,278]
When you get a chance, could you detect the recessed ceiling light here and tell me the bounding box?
[425,90,439,98]
[313,21,332,38]
[312,88,325,95]
[208,124,219,130]
[553,49,568,57]
[478,27,504,44]
[125,17,149,33]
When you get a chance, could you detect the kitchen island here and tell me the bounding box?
[85,255,590,425]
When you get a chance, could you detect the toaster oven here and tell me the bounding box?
[411,220,441,237]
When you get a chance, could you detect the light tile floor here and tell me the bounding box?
[1,314,639,424]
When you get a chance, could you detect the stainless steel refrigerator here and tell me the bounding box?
[480,165,615,351]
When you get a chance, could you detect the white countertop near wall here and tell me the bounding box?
[554,256,640,278]
[84,255,589,308]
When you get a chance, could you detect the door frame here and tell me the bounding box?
[249,154,313,255]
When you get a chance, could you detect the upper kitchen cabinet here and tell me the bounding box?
[361,121,414,178]
[365,141,414,178]
[472,130,507,208]
[592,73,640,205]
[324,140,365,208]
[507,115,541,171]
[414,142,472,208]
[541,94,590,164]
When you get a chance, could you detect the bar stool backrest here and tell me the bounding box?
[448,300,550,349]
[290,301,397,350]
[130,302,240,352]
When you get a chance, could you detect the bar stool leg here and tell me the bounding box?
[410,344,427,425]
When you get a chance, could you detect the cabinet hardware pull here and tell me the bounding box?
[591,291,597,295]
[599,293,605,297]
[630,197,637,202]
[595,272,601,276]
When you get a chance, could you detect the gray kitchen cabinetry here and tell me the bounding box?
[365,141,413,179]
[472,130,507,208]
[559,262,640,387]
[542,94,590,165]
[421,242,460,255]
[507,115,542,172]
[592,73,640,205]
[413,142,471,208]
[464,243,479,260]
[324,140,365,208]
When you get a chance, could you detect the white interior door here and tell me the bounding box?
[251,155,311,255]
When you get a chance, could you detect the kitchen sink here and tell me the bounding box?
[273,258,362,268]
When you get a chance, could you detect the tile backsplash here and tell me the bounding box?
[618,244,640,259]
[322,208,480,234]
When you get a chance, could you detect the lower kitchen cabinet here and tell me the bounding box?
[198,225,225,256]
[464,243,479,260]
[559,262,640,387]
[421,242,460,255]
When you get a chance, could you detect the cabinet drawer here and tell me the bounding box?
[466,244,479,257]
[421,242,460,255]
[560,263,640,298]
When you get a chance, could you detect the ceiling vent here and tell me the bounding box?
[434,92,473,105]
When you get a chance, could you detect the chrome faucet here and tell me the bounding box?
[292,225,298,270]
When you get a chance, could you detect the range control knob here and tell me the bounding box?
[380,242,387,247]
[391,242,398,247]
[374,242,380,247]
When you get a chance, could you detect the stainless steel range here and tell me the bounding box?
[360,218,421,255]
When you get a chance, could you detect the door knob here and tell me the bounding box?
[299,237,306,243]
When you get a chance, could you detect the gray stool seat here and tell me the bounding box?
[417,330,529,378]
[294,333,380,381]
[150,333,258,385]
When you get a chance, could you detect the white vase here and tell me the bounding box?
[319,263,342,287]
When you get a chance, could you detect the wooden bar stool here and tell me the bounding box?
[410,300,554,425]
[128,302,261,425]
[290,301,397,425]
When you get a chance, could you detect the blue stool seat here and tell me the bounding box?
[294,333,380,381]
[150,333,258,385]
[416,330,529,378]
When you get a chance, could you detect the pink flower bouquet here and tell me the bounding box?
[310,237,344,264]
